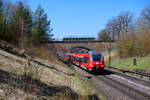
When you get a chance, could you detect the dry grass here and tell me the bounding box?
[0,48,104,100]
[24,44,57,62]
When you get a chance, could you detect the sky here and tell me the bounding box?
[9,0,150,40]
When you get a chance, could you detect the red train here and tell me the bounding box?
[65,51,104,72]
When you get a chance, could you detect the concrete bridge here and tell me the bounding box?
[50,40,116,52]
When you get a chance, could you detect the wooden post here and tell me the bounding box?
[109,42,111,67]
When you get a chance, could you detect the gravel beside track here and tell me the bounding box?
[73,65,150,100]
[105,67,150,86]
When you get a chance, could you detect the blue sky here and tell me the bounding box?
[9,0,150,40]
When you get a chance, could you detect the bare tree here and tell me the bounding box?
[106,18,119,40]
[98,29,111,41]
[141,4,150,26]
[106,12,133,40]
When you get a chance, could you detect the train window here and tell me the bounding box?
[84,57,89,63]
[78,58,81,63]
[81,58,83,63]
[92,54,101,61]
[75,57,77,62]
[84,57,86,63]
[76,57,79,62]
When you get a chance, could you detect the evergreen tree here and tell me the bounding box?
[0,0,2,14]
[10,1,32,44]
[30,5,53,44]
[0,0,8,41]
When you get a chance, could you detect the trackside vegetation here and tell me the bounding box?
[105,51,150,70]
[111,56,150,70]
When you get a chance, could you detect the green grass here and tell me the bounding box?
[105,51,150,70]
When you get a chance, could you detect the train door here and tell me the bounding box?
[83,57,89,69]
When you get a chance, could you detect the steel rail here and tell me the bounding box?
[107,66,150,79]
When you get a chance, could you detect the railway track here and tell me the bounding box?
[73,65,150,100]
[96,74,150,100]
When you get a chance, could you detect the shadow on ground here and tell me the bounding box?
[32,59,75,77]
[73,63,114,76]
[93,69,114,76]
[0,69,100,100]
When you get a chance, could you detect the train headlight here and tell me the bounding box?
[101,65,104,68]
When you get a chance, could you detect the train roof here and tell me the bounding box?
[68,50,102,54]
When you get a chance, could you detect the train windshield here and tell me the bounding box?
[92,54,101,61]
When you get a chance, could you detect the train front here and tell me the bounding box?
[90,52,104,72]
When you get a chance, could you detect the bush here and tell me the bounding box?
[136,31,150,56]
[117,33,136,57]
[117,29,150,57]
